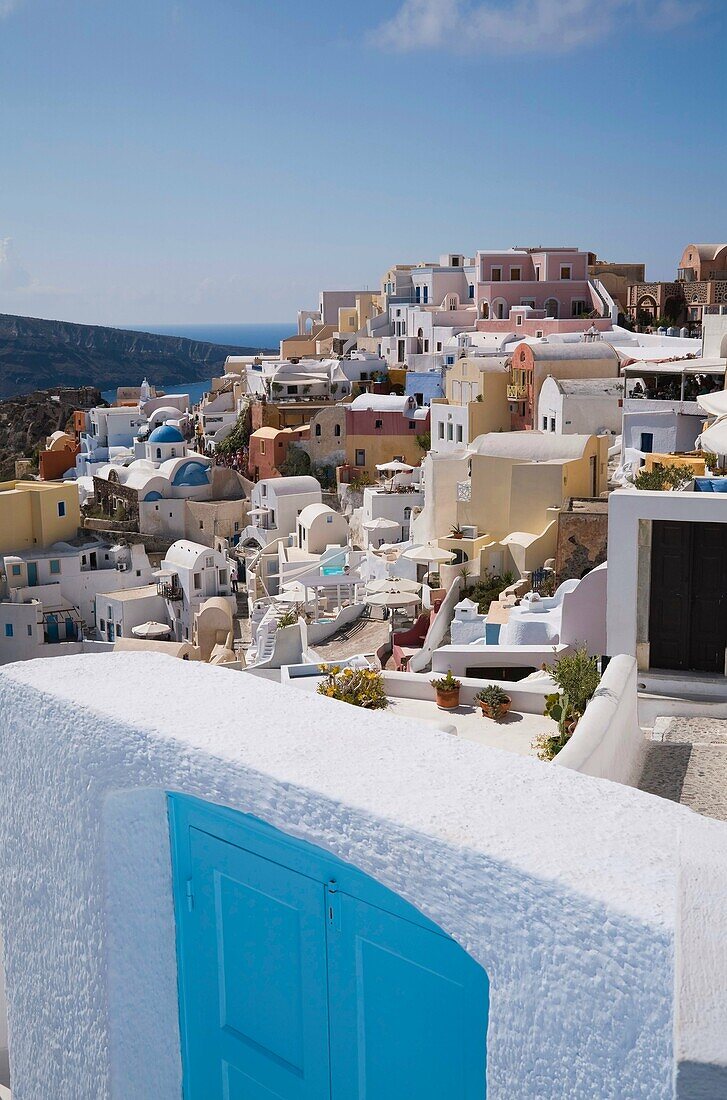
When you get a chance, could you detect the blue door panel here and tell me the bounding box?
[328,893,488,1100]
[27,562,38,586]
[181,826,331,1099]
[169,796,489,1100]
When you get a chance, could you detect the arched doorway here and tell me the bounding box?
[545,298,559,319]
[480,301,489,319]
[636,296,657,324]
[169,794,490,1099]
[492,298,508,320]
[417,327,424,354]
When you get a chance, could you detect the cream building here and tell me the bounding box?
[0,481,80,555]
[431,357,510,452]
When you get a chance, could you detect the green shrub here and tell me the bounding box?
[534,646,601,760]
[467,571,514,613]
[216,408,251,456]
[633,462,689,491]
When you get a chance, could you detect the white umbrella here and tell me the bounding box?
[366,577,421,594]
[697,391,727,417]
[376,460,415,473]
[247,507,271,517]
[131,621,172,639]
[367,592,420,609]
[698,417,727,456]
[275,582,312,604]
[363,517,400,532]
[402,544,456,565]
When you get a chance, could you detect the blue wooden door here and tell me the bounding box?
[327,891,488,1099]
[27,561,38,586]
[179,826,331,1099]
[169,796,489,1100]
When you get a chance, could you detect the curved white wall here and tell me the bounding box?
[0,652,723,1097]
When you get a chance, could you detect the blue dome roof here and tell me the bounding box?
[148,423,184,444]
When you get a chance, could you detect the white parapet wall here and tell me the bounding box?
[553,654,647,787]
[0,653,725,1097]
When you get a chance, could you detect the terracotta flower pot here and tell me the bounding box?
[435,687,461,710]
[478,698,511,722]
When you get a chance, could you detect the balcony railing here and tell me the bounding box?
[157,577,183,601]
[507,383,528,400]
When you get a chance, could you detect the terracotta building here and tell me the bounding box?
[508,340,620,430]
[628,243,727,332]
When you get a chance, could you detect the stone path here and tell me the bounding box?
[638,717,727,822]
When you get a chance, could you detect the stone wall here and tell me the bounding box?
[555,498,608,584]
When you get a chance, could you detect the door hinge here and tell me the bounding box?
[185,879,194,912]
[326,879,340,931]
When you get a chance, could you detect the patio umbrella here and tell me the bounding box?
[131,621,172,640]
[247,507,271,517]
[363,517,400,532]
[375,461,415,473]
[402,544,456,565]
[275,582,312,604]
[366,592,420,610]
[366,577,421,594]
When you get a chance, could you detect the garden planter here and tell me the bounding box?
[435,687,461,710]
[478,698,511,721]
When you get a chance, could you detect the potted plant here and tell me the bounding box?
[316,664,389,710]
[431,669,461,709]
[475,684,511,721]
[450,523,464,539]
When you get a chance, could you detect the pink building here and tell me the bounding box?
[475,247,599,322]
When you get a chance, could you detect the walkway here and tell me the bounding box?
[310,616,390,663]
[638,717,727,822]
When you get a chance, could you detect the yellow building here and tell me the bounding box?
[416,433,609,584]
[431,357,510,449]
[0,481,81,555]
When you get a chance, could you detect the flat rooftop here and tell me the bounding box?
[385,697,556,756]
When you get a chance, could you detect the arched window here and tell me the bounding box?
[156,448,162,459]
[403,506,411,520]
[334,424,341,438]
[545,298,559,319]
[315,424,322,438]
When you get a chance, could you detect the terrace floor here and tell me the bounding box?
[638,716,727,822]
[377,697,555,756]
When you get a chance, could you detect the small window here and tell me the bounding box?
[436,342,442,352]
[438,423,445,439]
[510,267,522,281]
[315,424,322,437]
[516,315,523,326]
[355,449,366,466]
[542,417,548,430]
[334,424,341,438]
[50,560,60,575]
[99,619,106,632]
[491,267,502,282]
[27,624,32,636]
[136,569,141,577]
[326,515,333,523]
[260,441,266,455]
[550,417,556,432]
[193,572,202,589]
[200,521,204,529]
[375,419,383,430]
[560,265,572,280]
[447,424,454,441]
[4,624,13,638]
[408,420,416,430]
[116,624,122,637]
[11,564,21,576]
[456,425,463,442]
[415,392,424,406]
[234,522,240,532]
[57,501,66,518]
[468,284,474,299]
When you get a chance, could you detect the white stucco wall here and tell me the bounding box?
[607,488,727,658]
[553,655,646,786]
[0,653,725,1097]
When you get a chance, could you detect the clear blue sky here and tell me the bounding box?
[1,0,725,325]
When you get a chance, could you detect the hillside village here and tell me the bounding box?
[3,240,727,1097]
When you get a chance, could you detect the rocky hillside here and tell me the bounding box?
[0,313,259,399]
[0,386,102,481]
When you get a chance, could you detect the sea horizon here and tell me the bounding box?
[120,321,296,349]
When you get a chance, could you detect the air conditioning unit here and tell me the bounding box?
[460,525,478,539]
